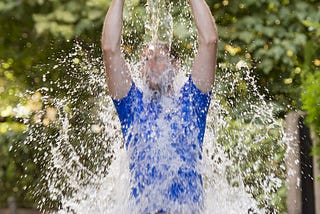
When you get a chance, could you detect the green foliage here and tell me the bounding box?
[223,119,286,212]
[209,0,320,113]
[299,12,320,169]
[301,71,320,130]
[32,0,107,39]
[0,58,23,118]
[301,70,320,162]
[213,68,287,212]
[0,0,106,208]
[0,128,39,208]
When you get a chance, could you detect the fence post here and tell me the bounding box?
[285,112,302,214]
[285,112,316,214]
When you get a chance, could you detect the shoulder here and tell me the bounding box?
[113,81,143,105]
[180,76,212,97]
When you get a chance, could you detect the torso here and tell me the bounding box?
[113,77,211,213]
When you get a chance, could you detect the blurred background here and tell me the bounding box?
[0,0,319,213]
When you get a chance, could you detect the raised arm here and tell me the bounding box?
[189,0,218,93]
[102,0,132,100]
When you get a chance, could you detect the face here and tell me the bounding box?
[141,45,175,93]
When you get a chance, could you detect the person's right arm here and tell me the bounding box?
[189,0,218,93]
[102,0,132,100]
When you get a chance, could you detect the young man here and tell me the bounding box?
[102,0,218,213]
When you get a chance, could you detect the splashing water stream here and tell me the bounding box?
[24,1,286,213]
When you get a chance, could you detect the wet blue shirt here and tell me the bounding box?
[113,77,211,213]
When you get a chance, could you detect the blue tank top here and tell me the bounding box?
[113,76,212,213]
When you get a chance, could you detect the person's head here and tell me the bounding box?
[141,43,179,95]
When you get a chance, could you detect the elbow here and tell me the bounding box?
[101,36,120,55]
[102,42,120,55]
[200,34,218,47]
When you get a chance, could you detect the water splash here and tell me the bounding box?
[23,1,286,213]
[145,0,173,46]
[23,42,285,213]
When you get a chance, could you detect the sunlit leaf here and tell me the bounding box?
[54,10,78,23]
[87,9,103,21]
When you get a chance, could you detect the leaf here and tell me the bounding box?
[88,9,103,21]
[33,14,48,23]
[260,26,276,38]
[293,33,307,46]
[75,19,92,35]
[303,41,317,68]
[34,21,50,35]
[37,0,44,5]
[0,1,18,12]
[259,58,274,74]
[238,31,254,44]
[53,24,74,39]
[302,20,320,36]
[269,46,285,61]
[278,7,290,20]
[302,20,320,29]
[54,10,78,23]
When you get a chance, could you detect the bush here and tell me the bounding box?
[301,70,320,169]
[0,124,39,208]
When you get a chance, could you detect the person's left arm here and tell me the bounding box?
[189,0,218,93]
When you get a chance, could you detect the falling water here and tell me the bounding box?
[23,0,286,213]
